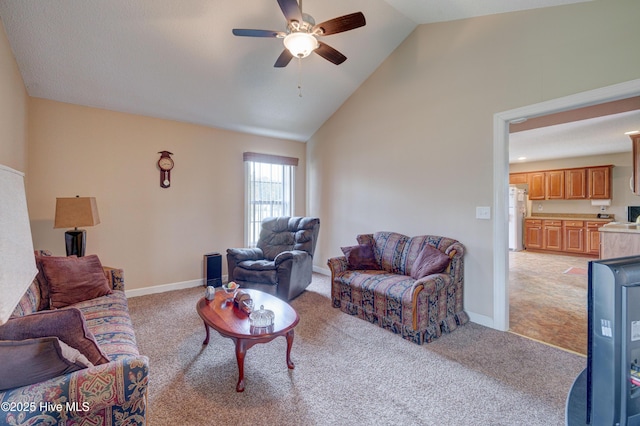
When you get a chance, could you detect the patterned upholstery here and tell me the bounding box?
[1,254,148,425]
[328,232,468,344]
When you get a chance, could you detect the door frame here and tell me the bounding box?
[492,78,640,331]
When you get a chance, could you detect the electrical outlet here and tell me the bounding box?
[476,206,491,220]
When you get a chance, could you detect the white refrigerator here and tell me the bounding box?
[508,186,527,251]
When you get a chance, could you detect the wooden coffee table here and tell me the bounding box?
[196,288,300,392]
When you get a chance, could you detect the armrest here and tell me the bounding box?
[103,267,124,291]
[327,256,349,275]
[0,355,148,423]
[274,250,309,266]
[414,273,451,296]
[226,247,264,262]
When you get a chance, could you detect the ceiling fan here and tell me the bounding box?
[232,0,366,68]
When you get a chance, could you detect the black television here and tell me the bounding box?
[567,256,640,425]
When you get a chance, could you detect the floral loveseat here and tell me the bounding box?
[328,232,468,344]
[0,251,148,425]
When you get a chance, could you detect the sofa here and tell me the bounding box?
[227,216,320,300]
[328,232,468,344]
[0,251,149,426]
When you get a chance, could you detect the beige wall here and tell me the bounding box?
[0,19,28,172]
[510,152,640,221]
[307,0,640,322]
[27,99,306,291]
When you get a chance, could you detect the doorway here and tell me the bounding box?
[492,78,640,333]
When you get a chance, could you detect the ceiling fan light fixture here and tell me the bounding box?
[284,32,318,58]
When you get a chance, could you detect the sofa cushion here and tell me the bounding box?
[411,244,451,279]
[0,337,93,391]
[341,244,380,270]
[0,307,110,365]
[40,254,113,309]
[71,290,141,360]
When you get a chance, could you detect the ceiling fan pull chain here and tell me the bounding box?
[297,57,303,97]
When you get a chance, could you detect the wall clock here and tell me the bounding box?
[157,151,174,188]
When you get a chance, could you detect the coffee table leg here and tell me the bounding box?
[202,321,210,345]
[286,329,295,369]
[235,339,247,392]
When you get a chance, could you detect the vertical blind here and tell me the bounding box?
[244,153,298,247]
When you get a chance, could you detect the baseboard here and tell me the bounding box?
[313,265,331,276]
[467,311,494,328]
[126,275,229,298]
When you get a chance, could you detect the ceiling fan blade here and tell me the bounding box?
[232,29,283,38]
[313,12,366,36]
[277,0,302,23]
[274,49,294,68]
[314,42,347,65]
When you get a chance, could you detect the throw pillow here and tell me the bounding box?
[341,244,380,270]
[411,244,451,280]
[40,255,112,309]
[0,307,110,365]
[35,250,53,311]
[0,337,93,391]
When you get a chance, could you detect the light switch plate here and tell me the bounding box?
[476,206,491,220]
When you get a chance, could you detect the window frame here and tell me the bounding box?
[243,152,298,247]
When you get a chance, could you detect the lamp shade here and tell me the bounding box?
[54,197,100,229]
[0,165,38,324]
[283,32,318,58]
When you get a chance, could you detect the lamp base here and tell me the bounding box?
[64,229,86,257]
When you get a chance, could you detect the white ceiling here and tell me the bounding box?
[0,0,592,142]
[509,110,640,164]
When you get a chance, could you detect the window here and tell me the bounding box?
[244,152,297,247]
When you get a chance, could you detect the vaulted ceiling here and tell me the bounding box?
[1,0,594,142]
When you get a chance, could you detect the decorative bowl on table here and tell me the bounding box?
[221,281,239,298]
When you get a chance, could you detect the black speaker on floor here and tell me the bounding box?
[203,252,222,287]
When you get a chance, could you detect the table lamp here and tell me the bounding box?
[0,165,38,324]
[54,196,100,257]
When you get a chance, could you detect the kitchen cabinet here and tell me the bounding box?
[563,220,585,253]
[543,220,562,251]
[524,217,609,256]
[565,169,587,199]
[586,221,604,256]
[587,166,611,199]
[509,173,528,185]
[524,219,543,249]
[546,171,565,199]
[513,165,612,200]
[632,134,640,195]
[528,173,546,200]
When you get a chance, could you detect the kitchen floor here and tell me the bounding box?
[509,250,590,355]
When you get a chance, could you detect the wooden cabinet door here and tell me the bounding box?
[632,135,640,195]
[563,220,585,253]
[528,173,546,200]
[543,220,562,251]
[588,166,611,199]
[565,169,587,199]
[546,170,565,199]
[524,220,543,249]
[586,222,604,256]
[509,173,528,185]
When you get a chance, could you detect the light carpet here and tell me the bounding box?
[127,273,585,425]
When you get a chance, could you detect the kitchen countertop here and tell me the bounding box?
[527,213,614,222]
[599,222,640,233]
